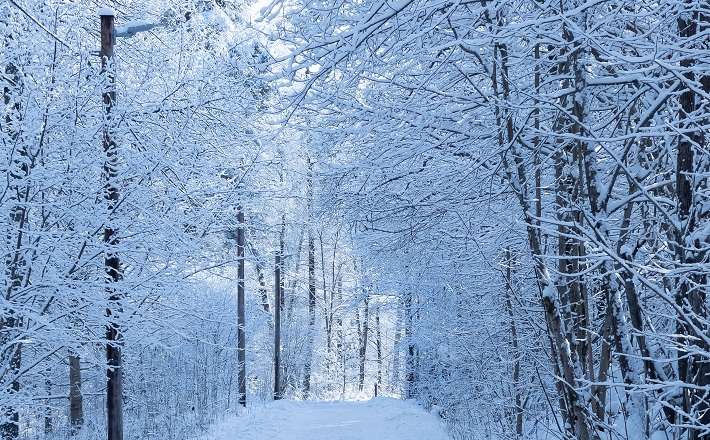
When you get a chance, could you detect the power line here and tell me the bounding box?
[6,0,71,49]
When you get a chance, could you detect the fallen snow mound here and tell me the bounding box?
[205,397,451,440]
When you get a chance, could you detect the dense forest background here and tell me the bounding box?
[2,0,710,439]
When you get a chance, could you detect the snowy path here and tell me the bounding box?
[204,397,451,440]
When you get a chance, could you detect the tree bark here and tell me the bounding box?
[69,353,84,434]
[274,252,282,400]
[675,5,710,435]
[358,297,369,392]
[44,379,52,435]
[255,264,270,313]
[237,208,246,407]
[503,248,523,437]
[303,159,316,398]
[375,307,382,390]
[404,292,417,399]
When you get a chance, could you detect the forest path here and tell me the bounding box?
[204,397,451,440]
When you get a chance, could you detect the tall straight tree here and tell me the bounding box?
[303,158,316,398]
[274,250,282,400]
[68,352,83,434]
[674,2,710,435]
[237,207,246,407]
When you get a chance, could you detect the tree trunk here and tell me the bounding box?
[358,297,369,392]
[255,264,270,313]
[44,379,52,435]
[274,252,282,400]
[503,248,523,437]
[237,208,246,407]
[320,233,332,350]
[404,292,417,399]
[392,326,401,393]
[675,5,710,435]
[303,159,316,399]
[375,307,382,391]
[283,227,304,394]
[492,3,598,435]
[336,278,345,398]
[69,353,84,435]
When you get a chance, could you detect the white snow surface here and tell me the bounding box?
[204,397,451,440]
[98,7,115,16]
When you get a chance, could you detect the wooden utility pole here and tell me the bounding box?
[274,252,282,400]
[100,8,123,440]
[237,208,246,407]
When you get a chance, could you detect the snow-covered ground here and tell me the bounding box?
[203,397,451,440]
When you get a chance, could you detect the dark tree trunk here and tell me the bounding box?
[69,353,84,435]
[375,308,382,389]
[303,160,316,398]
[44,379,52,435]
[0,337,20,440]
[255,264,270,313]
[237,208,246,407]
[503,249,523,437]
[675,6,710,436]
[358,297,369,392]
[404,292,417,400]
[274,252,282,400]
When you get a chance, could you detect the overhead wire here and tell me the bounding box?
[6,0,72,49]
